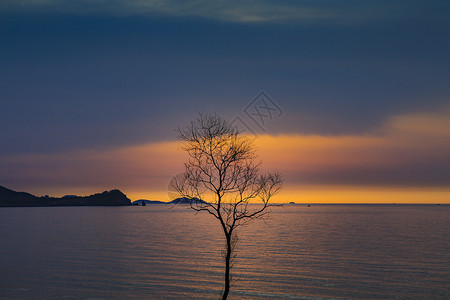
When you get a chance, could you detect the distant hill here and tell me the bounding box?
[0,185,131,207]
[0,185,36,206]
[131,197,207,206]
[168,197,207,205]
[132,199,167,205]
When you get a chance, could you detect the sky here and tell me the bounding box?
[1,0,449,203]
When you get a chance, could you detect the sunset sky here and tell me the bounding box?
[1,1,449,203]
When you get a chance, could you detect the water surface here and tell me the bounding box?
[1,205,449,299]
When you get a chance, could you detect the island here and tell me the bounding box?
[132,199,167,205]
[131,197,207,206]
[0,185,131,207]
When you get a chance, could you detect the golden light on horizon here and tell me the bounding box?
[2,110,448,203]
[124,186,450,204]
[274,185,450,204]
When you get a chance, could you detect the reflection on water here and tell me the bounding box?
[1,205,449,299]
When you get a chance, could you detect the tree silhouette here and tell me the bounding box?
[171,113,282,299]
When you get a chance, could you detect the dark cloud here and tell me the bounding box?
[1,2,449,155]
[2,1,449,24]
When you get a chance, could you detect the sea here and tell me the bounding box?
[1,204,449,299]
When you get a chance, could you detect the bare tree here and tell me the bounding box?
[171,113,282,300]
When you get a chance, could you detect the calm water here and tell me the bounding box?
[1,205,449,299]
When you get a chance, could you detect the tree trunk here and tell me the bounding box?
[222,233,232,300]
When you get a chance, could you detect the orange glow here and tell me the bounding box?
[123,186,450,204]
[275,185,450,204]
[2,110,449,203]
[255,134,393,171]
